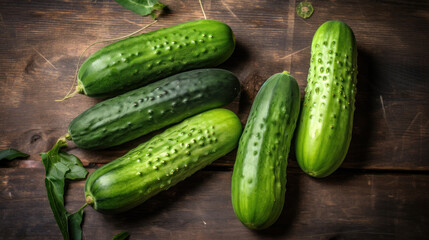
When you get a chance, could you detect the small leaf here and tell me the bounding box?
[41,138,88,240]
[0,149,29,161]
[60,152,88,180]
[68,207,85,240]
[296,2,314,19]
[112,232,130,240]
[115,0,166,19]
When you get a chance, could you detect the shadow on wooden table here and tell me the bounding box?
[342,47,375,170]
[252,170,302,237]
[219,40,251,74]
[95,170,221,229]
[74,128,163,166]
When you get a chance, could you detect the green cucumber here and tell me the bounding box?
[231,72,301,229]
[295,21,358,178]
[85,108,242,214]
[77,19,235,97]
[68,69,240,150]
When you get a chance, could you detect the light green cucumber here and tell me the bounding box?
[295,20,358,178]
[231,72,301,229]
[85,108,242,214]
[77,20,235,97]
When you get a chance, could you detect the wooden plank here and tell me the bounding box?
[0,0,428,171]
[1,167,428,239]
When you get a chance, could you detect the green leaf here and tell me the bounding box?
[115,0,166,19]
[296,2,314,19]
[45,177,69,239]
[112,232,130,240]
[68,207,85,240]
[0,148,29,161]
[60,152,88,180]
[41,138,88,240]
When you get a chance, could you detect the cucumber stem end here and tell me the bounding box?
[86,196,94,205]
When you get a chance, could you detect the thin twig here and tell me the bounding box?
[279,46,310,59]
[199,0,207,19]
[33,48,57,70]
[221,0,241,22]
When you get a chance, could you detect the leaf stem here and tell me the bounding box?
[79,203,88,212]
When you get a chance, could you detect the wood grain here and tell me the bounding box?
[1,1,429,238]
[1,168,428,239]
[1,0,428,170]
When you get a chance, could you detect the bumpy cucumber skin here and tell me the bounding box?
[78,20,235,97]
[295,21,357,178]
[85,109,242,214]
[231,72,301,230]
[69,69,240,150]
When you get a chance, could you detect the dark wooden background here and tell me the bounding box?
[1,0,428,239]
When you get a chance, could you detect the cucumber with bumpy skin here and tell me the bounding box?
[77,20,235,97]
[295,21,358,178]
[85,108,242,214]
[231,72,301,229]
[68,69,240,150]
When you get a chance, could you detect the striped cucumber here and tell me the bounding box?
[77,20,235,97]
[68,69,240,149]
[295,21,358,178]
[231,72,301,229]
[85,108,242,214]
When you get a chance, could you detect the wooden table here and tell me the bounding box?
[1,0,428,239]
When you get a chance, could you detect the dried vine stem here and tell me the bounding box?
[199,0,207,19]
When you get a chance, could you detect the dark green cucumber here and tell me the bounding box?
[68,69,240,150]
[77,19,235,97]
[85,108,242,214]
[231,72,301,230]
[295,21,358,178]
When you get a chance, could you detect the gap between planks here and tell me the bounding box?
[2,160,429,174]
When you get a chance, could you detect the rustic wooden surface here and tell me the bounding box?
[1,0,428,239]
[2,168,429,239]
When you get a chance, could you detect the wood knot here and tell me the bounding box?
[30,134,41,143]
